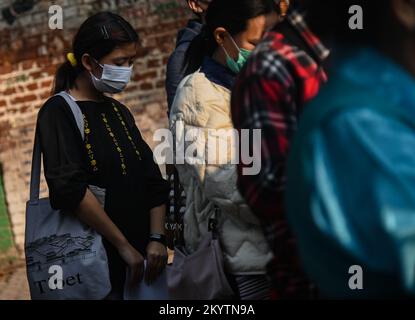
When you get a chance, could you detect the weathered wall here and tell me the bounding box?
[0,0,190,252]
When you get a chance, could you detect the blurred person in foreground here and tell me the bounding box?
[286,0,415,298]
[231,0,329,299]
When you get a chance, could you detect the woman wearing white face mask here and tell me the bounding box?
[36,12,169,299]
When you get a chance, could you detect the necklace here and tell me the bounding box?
[83,114,99,172]
[111,103,142,161]
[99,103,142,175]
[101,112,128,175]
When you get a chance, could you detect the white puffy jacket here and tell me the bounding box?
[169,68,273,275]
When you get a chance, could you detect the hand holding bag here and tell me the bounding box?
[25,92,111,300]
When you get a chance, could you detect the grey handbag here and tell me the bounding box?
[166,207,234,300]
[25,91,111,300]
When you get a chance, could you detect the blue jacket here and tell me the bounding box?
[165,19,203,114]
[286,47,415,298]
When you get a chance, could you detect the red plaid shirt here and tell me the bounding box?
[231,10,329,299]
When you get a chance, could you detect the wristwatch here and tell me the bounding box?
[149,233,167,246]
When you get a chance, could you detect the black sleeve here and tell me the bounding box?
[37,96,90,211]
[119,104,170,211]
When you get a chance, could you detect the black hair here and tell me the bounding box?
[183,0,277,75]
[52,12,139,94]
[302,0,392,46]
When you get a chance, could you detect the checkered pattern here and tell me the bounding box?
[231,10,329,299]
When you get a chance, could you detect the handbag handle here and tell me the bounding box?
[29,92,85,202]
[208,205,220,240]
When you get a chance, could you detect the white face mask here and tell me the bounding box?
[90,60,133,94]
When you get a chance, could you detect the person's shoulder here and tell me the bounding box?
[38,94,68,120]
[174,71,204,95]
[170,71,215,123]
[170,73,197,112]
[178,71,221,102]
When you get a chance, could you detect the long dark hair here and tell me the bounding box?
[183,0,277,75]
[53,12,139,94]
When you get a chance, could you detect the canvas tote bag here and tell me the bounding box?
[25,92,111,300]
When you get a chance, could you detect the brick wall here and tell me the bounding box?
[0,0,191,253]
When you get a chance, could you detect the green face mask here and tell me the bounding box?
[222,34,252,74]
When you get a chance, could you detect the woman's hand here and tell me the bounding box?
[118,242,145,287]
[145,241,168,285]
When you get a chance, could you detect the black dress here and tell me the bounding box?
[37,95,169,293]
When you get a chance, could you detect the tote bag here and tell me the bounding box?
[166,208,234,300]
[25,92,111,300]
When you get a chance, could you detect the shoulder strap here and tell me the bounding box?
[55,91,85,140]
[29,128,42,202]
[29,92,85,202]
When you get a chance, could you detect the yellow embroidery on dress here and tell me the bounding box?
[101,112,128,175]
[83,114,98,172]
[112,103,142,160]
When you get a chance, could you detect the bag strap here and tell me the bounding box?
[29,128,42,202]
[55,91,85,140]
[208,205,220,240]
[29,91,85,202]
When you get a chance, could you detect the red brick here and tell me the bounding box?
[20,105,31,113]
[41,80,52,88]
[140,82,154,91]
[39,92,50,100]
[133,71,157,82]
[147,59,161,68]
[0,64,14,75]
[30,71,42,79]
[22,61,34,70]
[11,94,37,105]
[124,84,139,93]
[27,83,38,91]
[2,87,16,95]
[156,80,165,88]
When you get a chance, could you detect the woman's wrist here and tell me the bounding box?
[149,233,167,246]
[149,204,166,236]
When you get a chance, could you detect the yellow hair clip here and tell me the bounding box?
[67,52,77,67]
